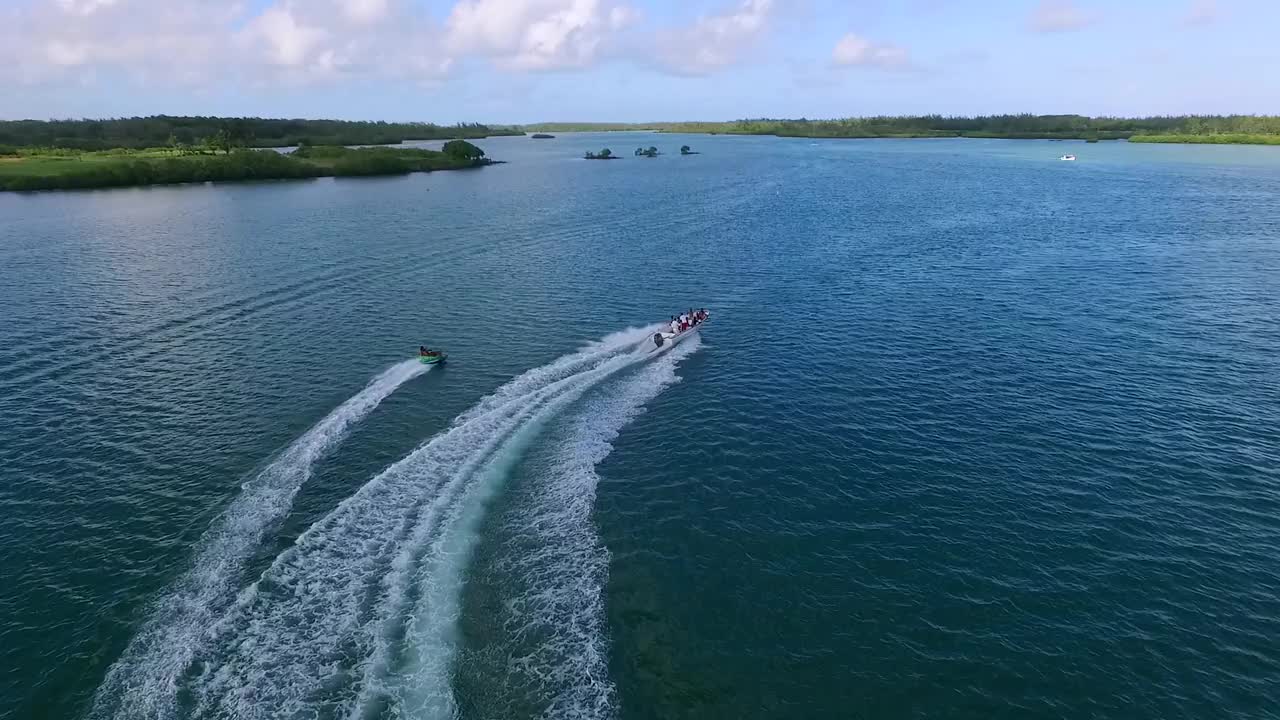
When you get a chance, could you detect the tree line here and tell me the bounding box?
[0,116,521,151]
[527,115,1280,139]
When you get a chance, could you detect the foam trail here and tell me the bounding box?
[509,337,699,719]
[189,327,659,720]
[391,337,701,720]
[89,360,430,720]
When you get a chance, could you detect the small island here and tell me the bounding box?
[680,145,700,155]
[584,148,618,160]
[635,146,660,157]
[531,133,556,139]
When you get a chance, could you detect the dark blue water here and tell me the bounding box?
[2,135,1279,720]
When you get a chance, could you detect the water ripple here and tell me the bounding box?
[3,137,1280,720]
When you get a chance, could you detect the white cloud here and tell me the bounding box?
[0,0,443,93]
[233,0,451,84]
[0,0,819,98]
[831,33,912,70]
[446,0,638,71]
[655,0,776,75]
[343,0,390,25]
[54,0,122,17]
[1183,0,1218,27]
[1028,0,1096,32]
[248,7,327,67]
[1,0,243,87]
[6,0,643,93]
[44,41,89,67]
[1,0,784,96]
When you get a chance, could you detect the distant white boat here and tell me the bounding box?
[1060,154,1077,161]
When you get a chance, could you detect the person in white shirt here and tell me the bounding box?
[670,317,679,334]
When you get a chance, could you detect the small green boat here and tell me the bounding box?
[419,352,447,365]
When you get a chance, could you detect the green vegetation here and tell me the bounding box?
[442,139,486,162]
[584,148,616,159]
[527,123,651,132]
[525,115,1280,144]
[0,116,520,151]
[1129,134,1280,145]
[0,142,494,191]
[0,150,320,191]
[531,133,556,139]
[680,145,698,155]
[295,141,486,175]
[635,146,660,157]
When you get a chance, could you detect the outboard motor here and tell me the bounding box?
[653,333,664,348]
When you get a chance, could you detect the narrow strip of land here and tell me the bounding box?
[523,115,1280,144]
[0,142,492,192]
[0,117,520,151]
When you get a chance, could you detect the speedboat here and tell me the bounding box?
[1060,154,1077,161]
[649,312,709,353]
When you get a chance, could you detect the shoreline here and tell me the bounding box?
[523,119,1280,146]
[1128,133,1280,146]
[550,129,1280,145]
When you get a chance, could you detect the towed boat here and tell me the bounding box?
[649,312,709,353]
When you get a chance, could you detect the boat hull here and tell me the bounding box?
[649,316,708,353]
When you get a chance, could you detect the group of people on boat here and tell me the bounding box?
[670,308,708,334]
[423,307,708,356]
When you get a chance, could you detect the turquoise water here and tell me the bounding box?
[2,134,1280,720]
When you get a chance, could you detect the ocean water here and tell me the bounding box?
[2,134,1279,720]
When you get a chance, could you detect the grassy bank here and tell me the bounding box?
[0,142,493,191]
[1128,134,1280,145]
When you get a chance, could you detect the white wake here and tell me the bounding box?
[504,336,699,719]
[188,326,675,719]
[90,360,431,720]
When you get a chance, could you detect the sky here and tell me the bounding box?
[2,0,1278,123]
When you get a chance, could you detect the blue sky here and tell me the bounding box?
[2,0,1277,122]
